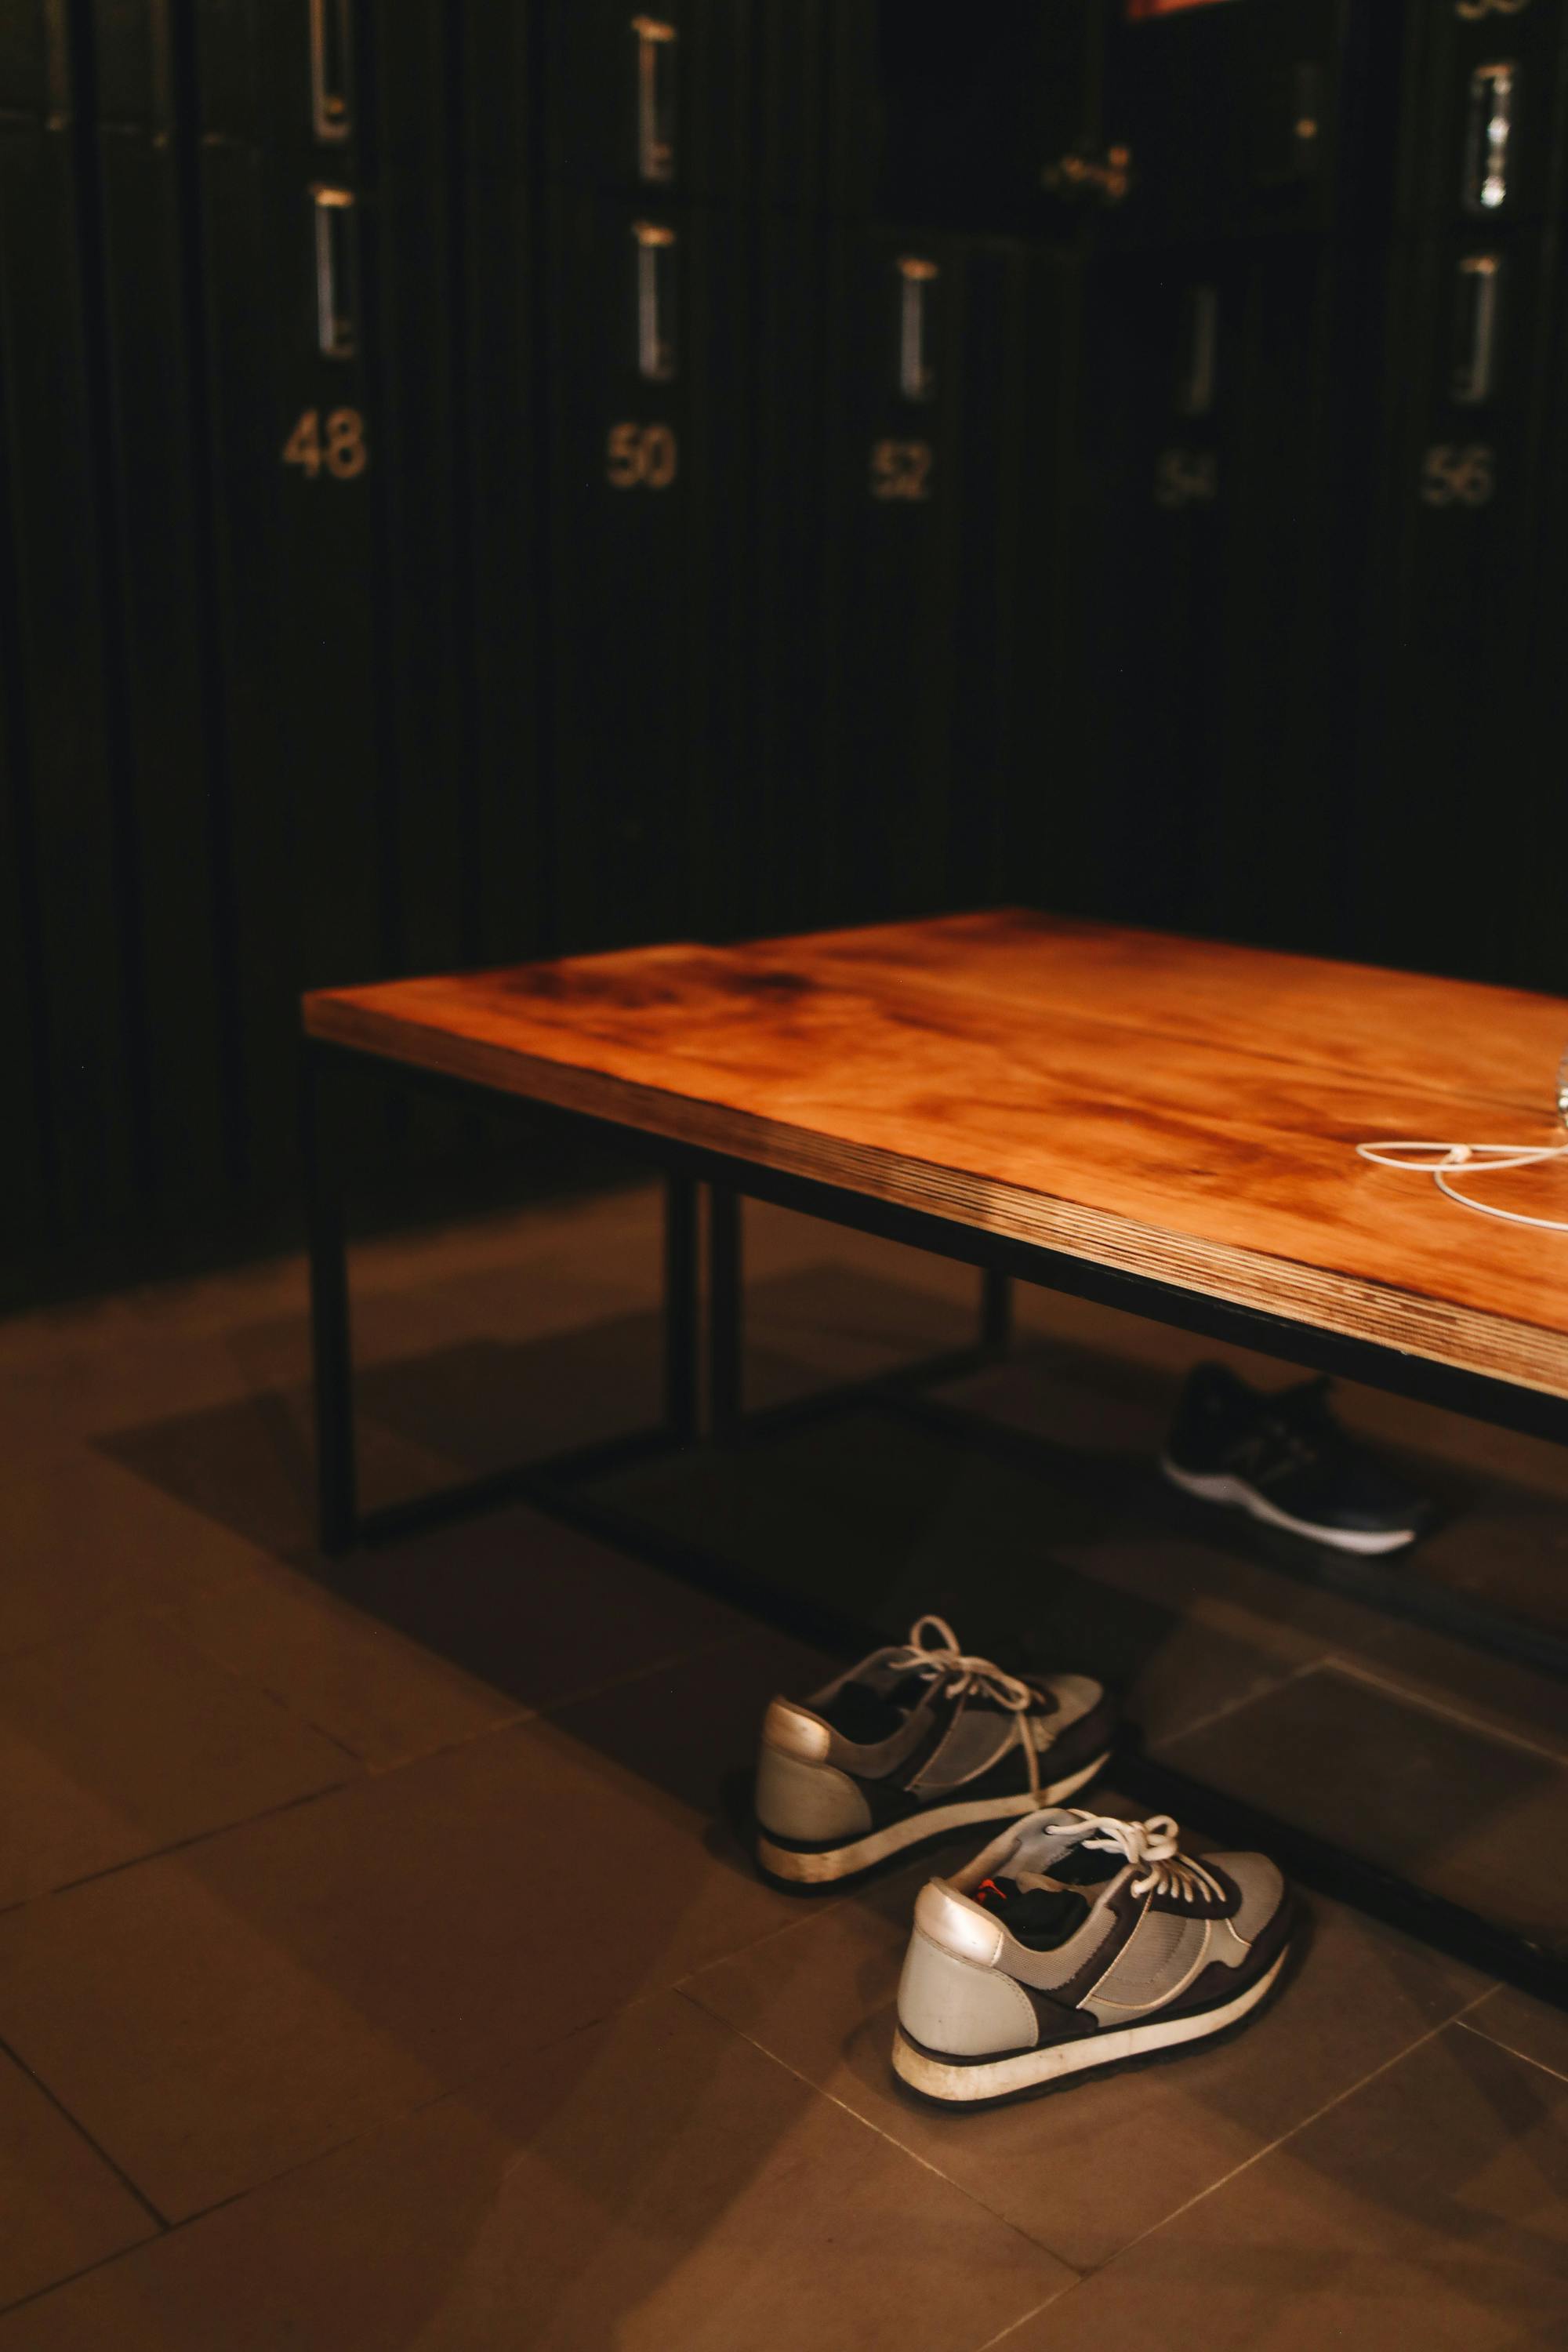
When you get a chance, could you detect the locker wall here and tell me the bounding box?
[4,0,1566,1312]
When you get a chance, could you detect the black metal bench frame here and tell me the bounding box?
[303,1036,1568,2010]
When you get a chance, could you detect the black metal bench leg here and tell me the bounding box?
[663,1174,699,1442]
[708,1182,743,1440]
[302,1040,358,1555]
[980,1269,1013,1359]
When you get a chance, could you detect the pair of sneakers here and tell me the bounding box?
[754,1614,1295,2105]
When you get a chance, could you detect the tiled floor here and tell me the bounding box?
[2,1184,1566,2346]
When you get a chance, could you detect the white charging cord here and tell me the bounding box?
[1356,1137,1568,1232]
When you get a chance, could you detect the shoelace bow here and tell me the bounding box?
[1063,1809,1225,1905]
[885,1614,1046,1795]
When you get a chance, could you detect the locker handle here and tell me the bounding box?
[895,256,939,405]
[1465,63,1515,212]
[310,0,353,145]
[311,185,358,361]
[632,15,678,186]
[1452,253,1503,405]
[633,220,677,381]
[1174,285,1219,419]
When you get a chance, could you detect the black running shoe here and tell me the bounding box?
[1160,1364,1431,1555]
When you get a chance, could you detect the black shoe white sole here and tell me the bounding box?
[1160,1457,1419,1556]
[755,1751,1112,1889]
[891,1940,1290,2104]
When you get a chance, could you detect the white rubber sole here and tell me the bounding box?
[756,1751,1111,1886]
[892,1942,1290,2103]
[1160,1457,1417,1556]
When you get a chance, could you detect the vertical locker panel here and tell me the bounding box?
[1356,223,1555,983]
[361,6,465,996]
[1352,0,1568,986]
[731,198,831,940]
[1523,227,1568,996]
[267,153,383,1011]
[818,227,966,925]
[453,1,545,967]
[944,235,1029,910]
[0,5,135,1266]
[544,192,739,952]
[0,5,53,1276]
[192,0,377,1207]
[1073,249,1239,931]
[977,243,1083,916]
[91,0,232,1218]
[191,115,297,1206]
[1208,238,1356,953]
[194,2,462,1205]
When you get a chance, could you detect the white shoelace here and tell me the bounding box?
[884,1614,1045,1795]
[1064,1809,1225,1905]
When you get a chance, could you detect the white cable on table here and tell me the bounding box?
[1356,1047,1568,1233]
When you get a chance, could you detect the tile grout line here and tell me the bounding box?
[0,2031,169,2234]
[1454,2013,1568,2090]
[971,2277,1086,2352]
[1325,1656,1568,1766]
[1145,1655,1323,1755]
[536,1627,765,1721]
[1065,1982,1501,2282]
[671,1987,1085,2285]
[0,1777,357,1919]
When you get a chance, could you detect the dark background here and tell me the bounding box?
[3,0,1563,1311]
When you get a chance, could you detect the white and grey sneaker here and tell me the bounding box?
[892,1806,1296,2104]
[753,1614,1116,1889]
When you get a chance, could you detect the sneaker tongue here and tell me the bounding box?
[974,1873,1089,1951]
[1011,1818,1124,1888]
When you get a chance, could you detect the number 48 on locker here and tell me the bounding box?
[281,407,370,479]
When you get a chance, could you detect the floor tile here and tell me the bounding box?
[0,1455,256,1663]
[152,1541,521,1771]
[96,1381,440,1560]
[0,1613,352,1909]
[0,1676,801,2219]
[0,2052,155,2310]
[1345,1618,1568,1768]
[688,1842,1489,2273]
[0,1992,1073,2352]
[327,1503,754,1730]
[0,1330,248,1477]
[1160,1663,1568,1947]
[546,1624,843,1817]
[1462,1986,1568,2085]
[1003,2021,1568,2351]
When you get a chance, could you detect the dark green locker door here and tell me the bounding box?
[90,0,233,1222]
[452,0,546,969]
[730,197,830,941]
[543,191,742,953]
[818,227,967,925]
[1356,221,1556,984]
[1352,0,1568,986]
[972,241,1083,917]
[0,2,135,1275]
[1071,247,1240,931]
[193,0,459,1206]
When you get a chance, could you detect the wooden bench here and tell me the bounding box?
[302,909,1568,2001]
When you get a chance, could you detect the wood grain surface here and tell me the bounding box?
[303,909,1568,1399]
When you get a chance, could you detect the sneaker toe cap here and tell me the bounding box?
[1039,1671,1105,1729]
[1218,1851,1287,1940]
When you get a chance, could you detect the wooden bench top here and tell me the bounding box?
[303,909,1568,1401]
